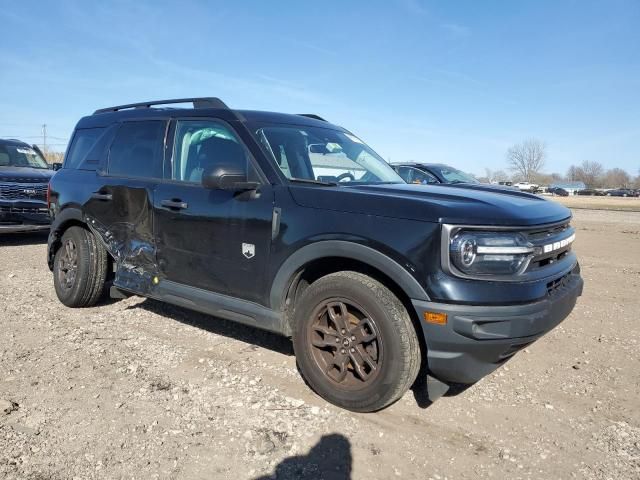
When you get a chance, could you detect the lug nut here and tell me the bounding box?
[335,338,340,343]
[341,349,346,354]
[351,335,356,341]
[341,329,346,334]
[350,347,355,353]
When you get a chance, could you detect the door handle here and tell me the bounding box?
[91,192,112,201]
[160,199,188,210]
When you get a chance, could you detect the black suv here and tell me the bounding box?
[47,98,583,412]
[0,138,54,233]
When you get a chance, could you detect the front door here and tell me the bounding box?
[153,118,274,305]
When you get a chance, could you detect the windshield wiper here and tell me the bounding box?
[289,177,338,186]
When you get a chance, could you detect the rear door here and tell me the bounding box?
[153,118,274,304]
[83,119,167,292]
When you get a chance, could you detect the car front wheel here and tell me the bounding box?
[293,271,421,412]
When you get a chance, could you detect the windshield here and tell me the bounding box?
[255,125,403,185]
[429,165,479,184]
[0,144,49,169]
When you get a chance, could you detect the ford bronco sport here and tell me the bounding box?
[0,138,54,233]
[47,98,583,412]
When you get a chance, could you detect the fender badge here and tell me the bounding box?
[242,243,255,259]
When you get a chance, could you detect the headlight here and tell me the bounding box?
[450,231,534,276]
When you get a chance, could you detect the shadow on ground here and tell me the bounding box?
[0,231,48,247]
[253,434,352,480]
[131,297,294,356]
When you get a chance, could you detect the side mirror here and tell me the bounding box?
[201,164,257,191]
[52,163,63,171]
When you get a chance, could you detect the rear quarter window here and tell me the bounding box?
[65,128,106,170]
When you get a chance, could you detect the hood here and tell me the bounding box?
[288,182,571,226]
[0,166,55,183]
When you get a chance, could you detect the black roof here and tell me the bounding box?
[0,138,31,147]
[76,97,341,131]
[391,162,451,168]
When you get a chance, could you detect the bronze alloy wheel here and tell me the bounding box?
[306,298,383,389]
[56,238,78,289]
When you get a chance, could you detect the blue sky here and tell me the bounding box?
[1,0,638,176]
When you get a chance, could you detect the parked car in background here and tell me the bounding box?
[0,138,55,233]
[548,187,569,197]
[577,188,605,196]
[606,188,639,197]
[391,162,479,185]
[513,181,539,193]
[46,97,583,412]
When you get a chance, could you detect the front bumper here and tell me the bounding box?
[0,200,50,233]
[412,268,583,384]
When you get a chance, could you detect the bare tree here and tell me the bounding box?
[576,161,604,188]
[506,139,546,182]
[603,168,631,188]
[483,168,510,183]
[566,165,580,182]
[41,147,65,165]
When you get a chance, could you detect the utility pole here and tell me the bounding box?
[42,124,47,152]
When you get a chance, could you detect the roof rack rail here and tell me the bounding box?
[297,114,327,122]
[94,97,229,114]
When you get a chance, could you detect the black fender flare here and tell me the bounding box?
[47,207,85,269]
[269,240,430,311]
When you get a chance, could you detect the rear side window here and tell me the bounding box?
[65,128,104,170]
[108,121,165,179]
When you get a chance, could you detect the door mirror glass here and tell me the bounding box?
[52,162,63,171]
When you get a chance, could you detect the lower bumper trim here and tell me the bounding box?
[413,271,583,384]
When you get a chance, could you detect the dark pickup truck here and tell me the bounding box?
[47,98,583,412]
[0,139,53,233]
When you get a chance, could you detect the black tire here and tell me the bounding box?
[53,226,108,307]
[293,271,420,412]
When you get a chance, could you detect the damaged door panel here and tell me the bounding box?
[85,183,158,293]
[84,119,167,294]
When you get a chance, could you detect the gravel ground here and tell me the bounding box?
[1,209,639,480]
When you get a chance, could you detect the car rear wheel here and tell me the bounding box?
[53,226,108,307]
[293,271,420,412]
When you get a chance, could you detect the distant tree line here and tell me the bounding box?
[42,147,64,164]
[476,138,639,188]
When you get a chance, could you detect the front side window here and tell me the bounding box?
[430,165,479,184]
[108,121,165,178]
[410,167,438,184]
[0,144,48,169]
[256,125,403,185]
[170,120,252,183]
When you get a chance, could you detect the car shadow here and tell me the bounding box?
[252,433,352,480]
[0,231,49,247]
[130,297,294,356]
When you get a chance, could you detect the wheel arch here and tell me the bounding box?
[270,241,431,348]
[47,208,89,270]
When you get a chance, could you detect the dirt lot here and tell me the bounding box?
[1,209,639,480]
[548,195,640,212]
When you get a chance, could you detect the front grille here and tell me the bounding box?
[0,206,49,214]
[0,182,48,201]
[524,221,574,273]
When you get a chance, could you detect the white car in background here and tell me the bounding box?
[513,181,539,192]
